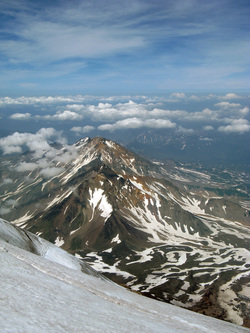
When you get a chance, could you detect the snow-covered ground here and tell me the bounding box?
[0,218,248,333]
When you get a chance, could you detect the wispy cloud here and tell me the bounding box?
[0,0,249,94]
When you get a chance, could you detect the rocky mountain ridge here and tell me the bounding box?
[0,137,249,326]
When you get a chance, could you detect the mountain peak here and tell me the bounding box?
[0,138,249,327]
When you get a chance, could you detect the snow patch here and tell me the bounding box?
[89,188,113,221]
[54,236,64,247]
[111,234,121,244]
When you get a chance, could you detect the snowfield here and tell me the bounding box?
[0,218,248,333]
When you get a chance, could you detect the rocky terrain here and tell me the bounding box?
[2,217,249,333]
[0,137,249,326]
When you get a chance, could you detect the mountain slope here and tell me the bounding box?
[0,137,249,326]
[0,218,248,333]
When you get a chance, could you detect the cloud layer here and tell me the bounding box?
[1,93,249,138]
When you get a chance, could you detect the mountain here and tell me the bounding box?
[123,129,250,169]
[0,137,249,326]
[2,218,249,333]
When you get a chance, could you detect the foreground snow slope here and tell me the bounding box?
[0,219,248,333]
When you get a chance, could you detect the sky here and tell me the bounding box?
[0,0,249,96]
[0,1,249,165]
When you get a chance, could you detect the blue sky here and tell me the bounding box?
[0,0,249,96]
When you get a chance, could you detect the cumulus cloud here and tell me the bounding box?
[10,113,31,119]
[199,137,213,141]
[5,199,19,207]
[0,128,65,156]
[16,162,39,172]
[2,95,250,141]
[1,145,23,154]
[0,199,19,216]
[169,92,186,99]
[11,140,77,176]
[176,126,194,134]
[53,146,78,164]
[51,110,83,120]
[218,118,250,133]
[84,100,149,121]
[215,102,241,109]
[62,100,151,123]
[1,178,13,185]
[189,94,216,101]
[40,167,65,179]
[220,93,242,100]
[71,126,95,134]
[98,117,176,131]
[203,125,214,131]
[238,107,249,115]
[0,95,138,107]
[35,110,83,121]
[0,207,11,215]
[0,95,89,107]
[150,108,187,119]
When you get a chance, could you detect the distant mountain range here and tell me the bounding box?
[109,129,250,170]
[0,137,249,327]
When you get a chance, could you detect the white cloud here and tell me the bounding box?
[189,94,216,101]
[0,207,11,215]
[98,117,176,131]
[169,92,186,99]
[87,103,122,121]
[53,147,78,164]
[176,126,194,134]
[150,108,187,119]
[218,118,250,133]
[147,119,176,129]
[10,141,78,176]
[215,102,241,109]
[0,198,19,216]
[0,128,65,156]
[203,125,214,131]
[0,95,92,107]
[10,113,31,119]
[2,178,13,185]
[199,137,213,141]
[53,110,83,121]
[5,199,19,207]
[0,145,23,155]
[40,167,65,179]
[35,159,53,169]
[87,100,149,121]
[35,110,83,121]
[239,107,249,115]
[0,4,146,69]
[220,93,242,100]
[16,162,39,172]
[1,95,250,141]
[71,126,95,134]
